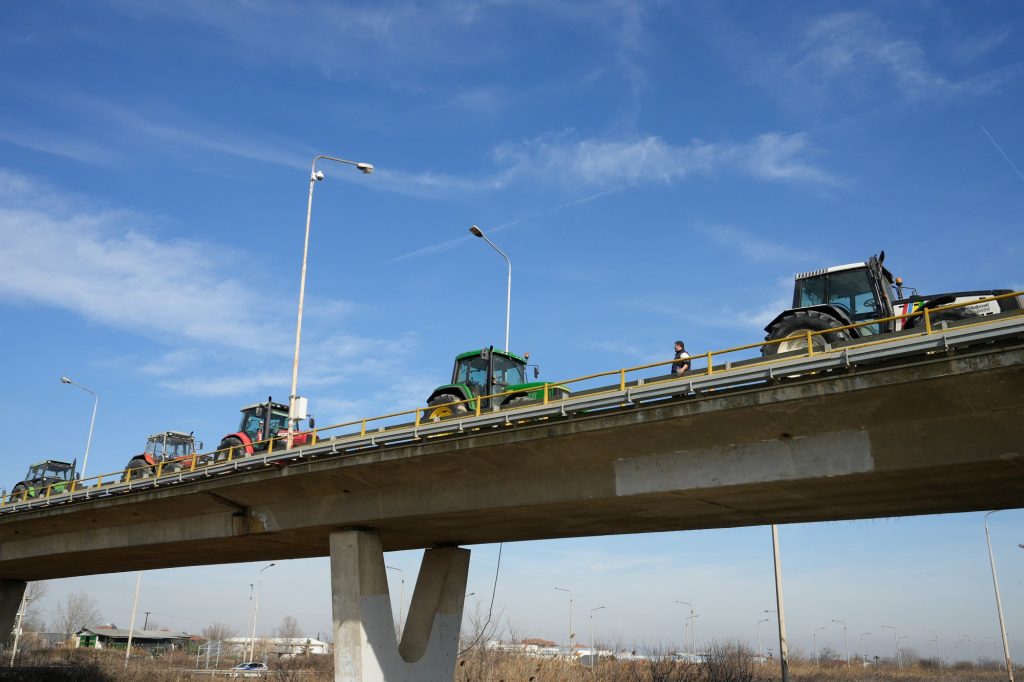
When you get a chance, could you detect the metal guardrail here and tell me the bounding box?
[3,293,1023,516]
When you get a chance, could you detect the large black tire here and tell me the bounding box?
[122,458,152,482]
[426,394,469,420]
[762,311,851,356]
[11,483,28,499]
[217,436,246,461]
[907,305,969,330]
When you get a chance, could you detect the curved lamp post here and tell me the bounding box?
[589,606,605,667]
[833,619,849,667]
[676,601,695,655]
[60,376,98,481]
[469,225,511,352]
[248,562,276,660]
[554,587,573,655]
[984,511,1016,681]
[386,565,405,639]
[287,154,374,449]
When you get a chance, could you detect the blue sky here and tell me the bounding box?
[1,0,1022,660]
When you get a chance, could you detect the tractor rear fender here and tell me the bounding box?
[426,384,475,410]
[763,305,858,337]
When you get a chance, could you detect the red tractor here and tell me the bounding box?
[216,396,316,458]
[123,431,204,480]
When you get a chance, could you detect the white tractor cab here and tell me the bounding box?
[123,431,204,480]
[9,459,78,499]
[762,251,1022,355]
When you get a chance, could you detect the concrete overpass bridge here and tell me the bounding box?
[2,315,1023,680]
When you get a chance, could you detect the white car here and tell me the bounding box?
[230,661,269,677]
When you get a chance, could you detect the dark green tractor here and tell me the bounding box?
[9,459,77,500]
[425,347,570,420]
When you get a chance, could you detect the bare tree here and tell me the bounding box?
[275,615,303,639]
[21,582,48,632]
[201,622,238,643]
[52,591,102,640]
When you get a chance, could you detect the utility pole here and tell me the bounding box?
[771,525,790,682]
[144,612,151,630]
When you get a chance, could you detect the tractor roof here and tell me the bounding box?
[455,348,527,363]
[239,401,289,412]
[29,459,74,469]
[147,431,194,440]
[795,261,866,280]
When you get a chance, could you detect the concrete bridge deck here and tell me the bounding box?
[1,317,1022,582]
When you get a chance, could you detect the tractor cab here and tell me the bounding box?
[26,459,76,484]
[237,401,290,444]
[144,431,199,461]
[452,349,531,398]
[789,253,898,337]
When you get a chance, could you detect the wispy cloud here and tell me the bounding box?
[699,224,821,264]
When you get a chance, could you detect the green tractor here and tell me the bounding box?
[425,347,569,420]
[8,459,77,500]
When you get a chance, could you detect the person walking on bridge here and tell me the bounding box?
[672,340,690,375]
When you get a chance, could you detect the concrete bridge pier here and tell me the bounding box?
[330,530,470,682]
[0,580,26,646]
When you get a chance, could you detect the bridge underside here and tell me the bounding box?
[1,344,1022,581]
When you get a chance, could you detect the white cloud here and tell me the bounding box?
[700,224,820,264]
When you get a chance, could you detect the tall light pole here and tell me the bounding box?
[860,632,871,664]
[833,619,849,667]
[882,625,898,668]
[897,635,908,668]
[249,562,276,660]
[124,571,143,667]
[985,511,1016,681]
[813,626,825,666]
[386,565,405,639]
[757,618,770,658]
[926,628,940,667]
[60,376,98,481]
[554,587,573,655]
[771,525,791,682]
[9,590,35,665]
[287,154,374,449]
[687,614,700,656]
[589,606,605,667]
[469,225,512,352]
[676,601,695,655]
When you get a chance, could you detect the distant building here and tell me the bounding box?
[74,626,191,652]
[223,637,330,657]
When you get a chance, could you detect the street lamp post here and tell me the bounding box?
[687,614,700,656]
[770,525,791,682]
[757,618,770,659]
[897,636,909,668]
[589,606,605,667]
[468,225,512,352]
[9,591,35,665]
[860,632,871,665]
[882,625,898,669]
[386,565,405,639]
[813,627,825,666]
[60,376,98,481]
[926,629,940,667]
[287,154,374,449]
[555,587,574,655]
[985,511,1016,681]
[249,563,276,660]
[676,601,695,655]
[833,620,849,667]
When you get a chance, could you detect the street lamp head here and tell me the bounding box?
[60,376,72,384]
[356,162,374,174]
[312,170,325,182]
[469,225,484,238]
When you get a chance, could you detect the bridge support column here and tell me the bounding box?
[0,580,26,646]
[330,530,470,682]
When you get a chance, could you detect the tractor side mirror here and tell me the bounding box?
[308,416,316,429]
[534,367,540,379]
[481,347,491,360]
[197,441,204,451]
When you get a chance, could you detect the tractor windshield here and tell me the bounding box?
[28,462,72,481]
[455,356,489,394]
[827,268,881,333]
[492,355,526,386]
[165,438,193,458]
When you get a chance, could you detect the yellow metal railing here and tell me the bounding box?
[2,291,1021,509]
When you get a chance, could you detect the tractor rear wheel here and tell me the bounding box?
[762,311,851,356]
[217,436,246,461]
[427,394,469,420]
[11,484,28,499]
[123,458,152,481]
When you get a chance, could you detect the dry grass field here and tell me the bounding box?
[0,643,1013,681]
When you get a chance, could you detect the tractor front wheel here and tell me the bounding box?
[10,484,28,500]
[427,394,469,420]
[762,311,851,356]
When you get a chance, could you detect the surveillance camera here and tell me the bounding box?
[312,170,324,181]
